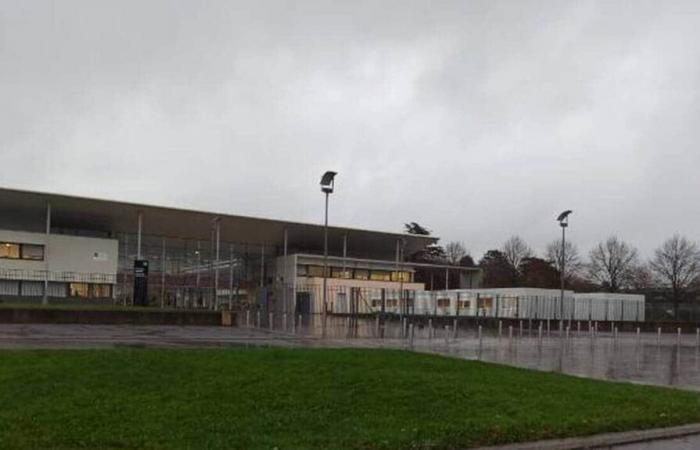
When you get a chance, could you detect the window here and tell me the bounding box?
[353,269,369,280]
[0,243,20,259]
[371,299,382,308]
[307,265,327,277]
[0,242,45,260]
[92,284,111,298]
[386,299,398,307]
[296,265,308,277]
[391,271,411,282]
[21,244,44,261]
[437,298,451,308]
[458,300,471,309]
[370,270,391,281]
[69,283,90,298]
[331,267,352,279]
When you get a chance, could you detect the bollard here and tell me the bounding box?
[453,318,458,339]
[256,311,261,328]
[657,327,662,345]
[678,328,682,347]
[444,325,449,347]
[498,320,503,339]
[547,319,551,337]
[246,310,250,327]
[428,318,433,339]
[409,324,415,348]
[283,313,287,331]
[519,320,523,338]
[269,312,274,330]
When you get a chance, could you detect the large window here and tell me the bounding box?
[69,283,90,298]
[21,244,44,260]
[331,268,352,279]
[370,270,392,281]
[391,271,411,282]
[0,243,20,259]
[92,284,112,298]
[307,265,327,277]
[353,269,369,280]
[0,242,44,260]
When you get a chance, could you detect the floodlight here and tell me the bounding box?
[556,210,573,222]
[320,171,337,194]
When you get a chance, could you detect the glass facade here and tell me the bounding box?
[298,264,412,283]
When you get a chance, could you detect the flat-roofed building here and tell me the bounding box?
[0,187,481,314]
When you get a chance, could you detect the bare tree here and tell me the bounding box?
[588,236,639,292]
[445,241,467,265]
[545,239,582,282]
[502,236,533,271]
[629,264,655,291]
[650,234,700,319]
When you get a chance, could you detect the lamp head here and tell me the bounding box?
[320,171,337,194]
[557,210,573,227]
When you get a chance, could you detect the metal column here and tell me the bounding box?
[160,237,166,308]
[229,244,234,310]
[214,218,220,310]
[283,229,288,315]
[136,211,143,260]
[42,202,51,305]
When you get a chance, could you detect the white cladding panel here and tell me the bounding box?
[0,229,118,280]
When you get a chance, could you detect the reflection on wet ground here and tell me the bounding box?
[2,318,700,391]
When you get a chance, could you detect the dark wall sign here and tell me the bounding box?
[133,259,149,306]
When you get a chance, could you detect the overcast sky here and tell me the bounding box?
[1,0,699,259]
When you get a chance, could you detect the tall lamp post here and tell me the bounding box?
[556,210,572,327]
[320,171,337,338]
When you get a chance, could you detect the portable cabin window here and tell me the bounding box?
[371,299,382,308]
[458,300,471,309]
[353,269,369,280]
[0,243,20,259]
[21,244,44,261]
[386,299,398,307]
[437,298,451,308]
[369,270,391,281]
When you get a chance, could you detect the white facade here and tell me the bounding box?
[0,229,118,299]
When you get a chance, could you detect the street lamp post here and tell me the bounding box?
[320,171,337,338]
[556,210,572,328]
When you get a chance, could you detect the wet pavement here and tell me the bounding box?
[614,434,700,449]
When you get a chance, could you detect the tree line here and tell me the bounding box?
[405,223,700,319]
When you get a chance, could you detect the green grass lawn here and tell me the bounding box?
[1,348,699,450]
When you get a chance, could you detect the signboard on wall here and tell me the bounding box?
[133,259,149,306]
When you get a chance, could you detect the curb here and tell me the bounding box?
[476,423,700,450]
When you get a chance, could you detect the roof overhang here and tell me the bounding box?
[0,186,437,258]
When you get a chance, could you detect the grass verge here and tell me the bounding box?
[1,348,699,449]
